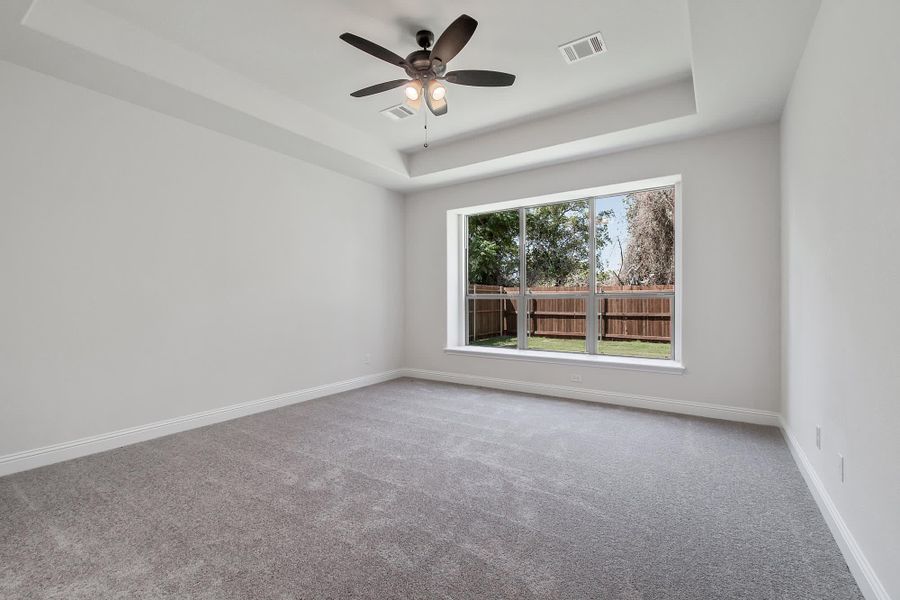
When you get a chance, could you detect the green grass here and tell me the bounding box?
[596,339,672,359]
[470,335,671,359]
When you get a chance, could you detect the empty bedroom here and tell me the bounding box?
[1,0,897,598]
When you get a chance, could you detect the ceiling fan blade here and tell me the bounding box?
[430,15,477,65]
[444,70,516,87]
[339,33,408,68]
[350,79,410,98]
[425,91,448,116]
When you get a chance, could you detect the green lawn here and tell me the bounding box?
[470,335,671,359]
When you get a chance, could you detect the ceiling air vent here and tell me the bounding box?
[380,104,416,121]
[559,32,607,64]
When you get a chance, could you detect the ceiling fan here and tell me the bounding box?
[339,14,515,117]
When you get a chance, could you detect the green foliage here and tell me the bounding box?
[525,202,590,287]
[467,210,519,288]
[467,202,614,289]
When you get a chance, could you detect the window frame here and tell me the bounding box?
[447,176,684,374]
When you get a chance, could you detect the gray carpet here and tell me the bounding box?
[0,378,862,599]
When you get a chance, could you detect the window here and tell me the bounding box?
[457,180,679,366]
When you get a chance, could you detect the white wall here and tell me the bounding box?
[0,60,404,456]
[781,1,900,598]
[405,124,781,414]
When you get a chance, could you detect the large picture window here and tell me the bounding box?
[463,184,677,361]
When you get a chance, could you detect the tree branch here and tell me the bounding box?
[613,237,626,285]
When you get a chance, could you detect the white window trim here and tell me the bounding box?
[444,345,685,374]
[446,175,684,374]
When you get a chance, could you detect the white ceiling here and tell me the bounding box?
[0,0,821,191]
[82,0,693,152]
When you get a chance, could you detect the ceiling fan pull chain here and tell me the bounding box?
[423,108,429,148]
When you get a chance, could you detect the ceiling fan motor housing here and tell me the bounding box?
[406,49,433,73]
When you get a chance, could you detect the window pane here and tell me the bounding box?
[467,210,520,293]
[596,187,675,292]
[526,296,587,353]
[597,294,673,359]
[526,200,590,294]
[468,296,518,348]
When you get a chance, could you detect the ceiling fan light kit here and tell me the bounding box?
[404,81,422,101]
[339,14,515,121]
[429,80,446,101]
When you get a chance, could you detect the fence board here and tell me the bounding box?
[467,285,673,343]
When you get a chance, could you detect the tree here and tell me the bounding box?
[525,202,590,287]
[467,202,614,290]
[467,210,519,288]
[615,187,675,285]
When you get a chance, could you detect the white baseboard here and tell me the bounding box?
[0,369,403,477]
[780,418,890,600]
[399,368,780,426]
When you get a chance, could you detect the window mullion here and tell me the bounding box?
[587,197,597,354]
[517,207,527,350]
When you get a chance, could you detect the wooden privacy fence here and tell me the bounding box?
[468,285,673,343]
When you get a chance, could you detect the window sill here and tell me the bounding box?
[444,346,685,374]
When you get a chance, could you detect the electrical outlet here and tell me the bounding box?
[570,374,583,383]
[816,426,821,450]
[839,454,845,483]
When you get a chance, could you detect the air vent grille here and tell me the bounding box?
[559,32,607,64]
[380,104,416,120]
